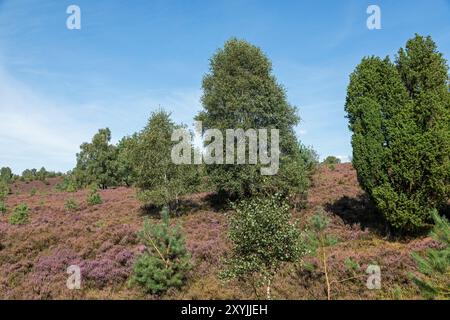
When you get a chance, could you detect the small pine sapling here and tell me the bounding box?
[9,203,30,225]
[65,198,79,212]
[87,186,103,206]
[303,207,340,300]
[410,210,449,299]
[131,207,191,294]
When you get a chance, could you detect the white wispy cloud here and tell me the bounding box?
[0,65,203,174]
[0,67,95,173]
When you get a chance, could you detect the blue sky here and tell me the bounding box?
[0,0,449,173]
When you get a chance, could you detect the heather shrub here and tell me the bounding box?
[410,211,449,299]
[64,198,79,212]
[185,218,227,261]
[79,252,133,288]
[220,195,305,299]
[131,207,191,294]
[345,34,450,232]
[87,187,102,206]
[33,248,79,277]
[9,203,30,225]
[31,248,79,295]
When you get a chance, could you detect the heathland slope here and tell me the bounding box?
[0,164,438,299]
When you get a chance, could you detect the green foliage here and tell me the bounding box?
[344,257,361,273]
[0,167,13,184]
[30,188,37,196]
[345,34,450,232]
[54,174,78,192]
[0,202,7,214]
[9,204,29,225]
[74,128,118,189]
[196,38,317,202]
[36,167,48,181]
[302,207,339,300]
[323,156,341,166]
[220,195,305,299]
[19,167,60,183]
[87,187,102,206]
[410,211,450,299]
[21,169,35,182]
[64,198,79,212]
[390,285,405,300]
[131,207,191,295]
[323,156,341,171]
[131,110,200,209]
[304,209,338,255]
[115,134,139,187]
[0,180,9,202]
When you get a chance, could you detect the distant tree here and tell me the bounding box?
[74,128,118,189]
[21,169,34,182]
[196,38,317,202]
[0,167,13,184]
[36,167,47,181]
[322,156,341,166]
[345,34,450,232]
[115,134,139,187]
[131,207,191,294]
[220,195,305,299]
[130,110,199,209]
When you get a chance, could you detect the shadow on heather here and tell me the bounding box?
[325,194,389,236]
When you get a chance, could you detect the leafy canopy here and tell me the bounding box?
[221,195,305,299]
[74,128,118,189]
[196,38,317,202]
[131,110,199,209]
